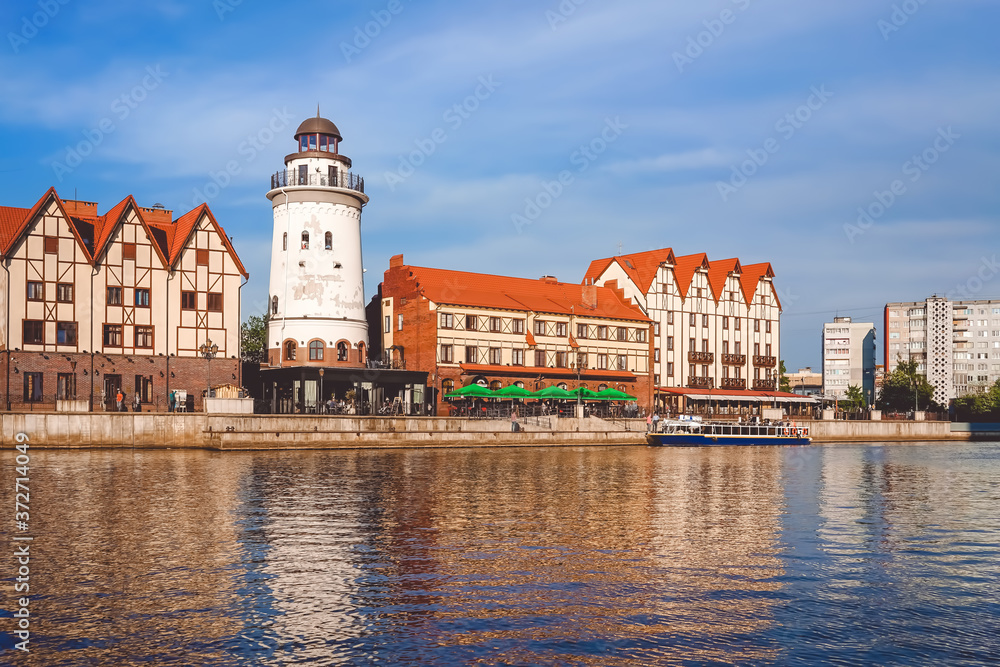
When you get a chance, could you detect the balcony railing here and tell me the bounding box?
[721,354,746,365]
[721,377,746,390]
[753,355,776,367]
[270,170,365,193]
[687,376,714,388]
[753,378,777,391]
[688,351,714,363]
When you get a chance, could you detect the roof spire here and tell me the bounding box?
[317,104,321,118]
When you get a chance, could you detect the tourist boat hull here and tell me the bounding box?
[646,419,812,447]
[646,433,812,447]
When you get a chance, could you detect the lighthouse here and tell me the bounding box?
[266,111,369,369]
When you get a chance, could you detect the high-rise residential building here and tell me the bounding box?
[821,317,876,403]
[885,296,1000,405]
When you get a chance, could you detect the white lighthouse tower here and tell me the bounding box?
[266,111,369,369]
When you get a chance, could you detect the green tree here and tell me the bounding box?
[844,384,867,411]
[778,360,791,393]
[876,357,936,412]
[241,312,268,363]
[953,379,1000,421]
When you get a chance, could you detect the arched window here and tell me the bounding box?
[301,232,309,249]
[325,232,332,250]
[284,340,297,361]
[356,342,366,363]
[282,233,287,251]
[557,382,568,390]
[337,342,348,361]
[271,296,278,315]
[442,379,454,394]
[309,340,324,360]
[490,380,502,391]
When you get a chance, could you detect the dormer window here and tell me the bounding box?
[301,232,309,249]
[325,232,332,250]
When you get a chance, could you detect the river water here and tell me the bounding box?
[2,442,999,665]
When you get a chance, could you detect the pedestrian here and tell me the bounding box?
[511,410,519,433]
[652,412,660,433]
[133,393,141,412]
[116,389,124,412]
[169,390,175,413]
[646,414,652,433]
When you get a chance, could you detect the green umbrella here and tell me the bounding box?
[596,388,637,401]
[494,384,534,398]
[570,387,603,400]
[531,385,576,400]
[445,383,495,398]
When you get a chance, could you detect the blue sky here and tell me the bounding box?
[2,0,997,370]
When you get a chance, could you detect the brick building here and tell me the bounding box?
[370,254,654,414]
[0,187,247,412]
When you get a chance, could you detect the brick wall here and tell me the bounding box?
[0,351,239,412]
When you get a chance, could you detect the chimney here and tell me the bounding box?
[389,254,404,268]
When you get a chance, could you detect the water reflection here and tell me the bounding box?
[1,443,998,665]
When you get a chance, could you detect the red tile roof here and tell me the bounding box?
[582,248,675,294]
[706,257,740,303]
[739,262,778,309]
[671,252,710,300]
[396,263,649,322]
[0,206,30,250]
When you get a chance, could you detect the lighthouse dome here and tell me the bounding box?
[294,114,342,142]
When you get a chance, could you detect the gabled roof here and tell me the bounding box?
[1,187,92,260]
[169,204,248,278]
[706,258,741,303]
[392,263,649,322]
[671,252,710,300]
[739,262,779,309]
[582,248,675,294]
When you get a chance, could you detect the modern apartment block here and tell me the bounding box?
[821,317,876,402]
[885,296,1000,404]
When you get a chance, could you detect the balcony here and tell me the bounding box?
[687,376,714,388]
[721,353,746,366]
[270,170,365,193]
[753,378,777,391]
[753,355,776,367]
[721,377,746,390]
[688,351,714,364]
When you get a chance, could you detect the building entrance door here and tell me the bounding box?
[104,374,122,412]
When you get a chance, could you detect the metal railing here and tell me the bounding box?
[270,170,365,193]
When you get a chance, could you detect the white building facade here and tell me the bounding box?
[821,316,876,403]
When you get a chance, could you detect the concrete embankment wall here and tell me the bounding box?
[0,414,980,450]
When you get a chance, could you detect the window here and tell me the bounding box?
[689,364,696,377]
[490,317,501,333]
[301,232,309,250]
[555,351,567,368]
[337,342,348,361]
[667,312,674,325]
[766,343,772,356]
[556,322,567,337]
[271,296,278,315]
[723,341,730,354]
[135,288,150,307]
[512,319,524,334]
[183,291,197,310]
[702,338,709,352]
[23,320,44,344]
[56,283,73,303]
[282,233,287,251]
[754,343,761,356]
[466,315,478,331]
[440,344,454,363]
[654,349,660,362]
[197,249,209,265]
[325,232,332,250]
[135,375,153,403]
[534,320,546,336]
[597,353,608,370]
[466,346,478,364]
[654,323,660,337]
[577,323,588,338]
[207,293,223,312]
[384,315,391,333]
[702,314,708,327]
[636,328,646,343]
[489,347,502,365]
[667,336,674,351]
[123,243,136,260]
[576,352,587,369]
[689,337,696,351]
[617,355,627,371]
[754,319,760,332]
[23,373,42,403]
[442,378,454,394]
[735,318,741,331]
[439,313,454,329]
[44,236,58,254]
[535,349,547,367]
[597,325,607,340]
[722,316,729,329]
[689,313,696,326]
[397,314,404,331]
[766,320,772,333]
[617,327,627,341]
[309,341,324,360]
[107,286,122,305]
[512,349,524,366]
[57,373,76,400]
[284,341,296,360]
[135,326,153,348]
[56,322,76,345]
[103,324,122,347]
[667,362,674,376]
[27,282,43,301]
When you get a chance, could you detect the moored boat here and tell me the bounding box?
[646,418,811,447]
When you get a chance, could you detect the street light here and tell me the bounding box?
[573,355,587,420]
[318,368,325,413]
[199,339,218,406]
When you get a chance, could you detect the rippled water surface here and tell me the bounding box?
[2,442,1000,665]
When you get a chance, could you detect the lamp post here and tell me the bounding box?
[318,368,325,414]
[573,356,587,420]
[199,339,218,409]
